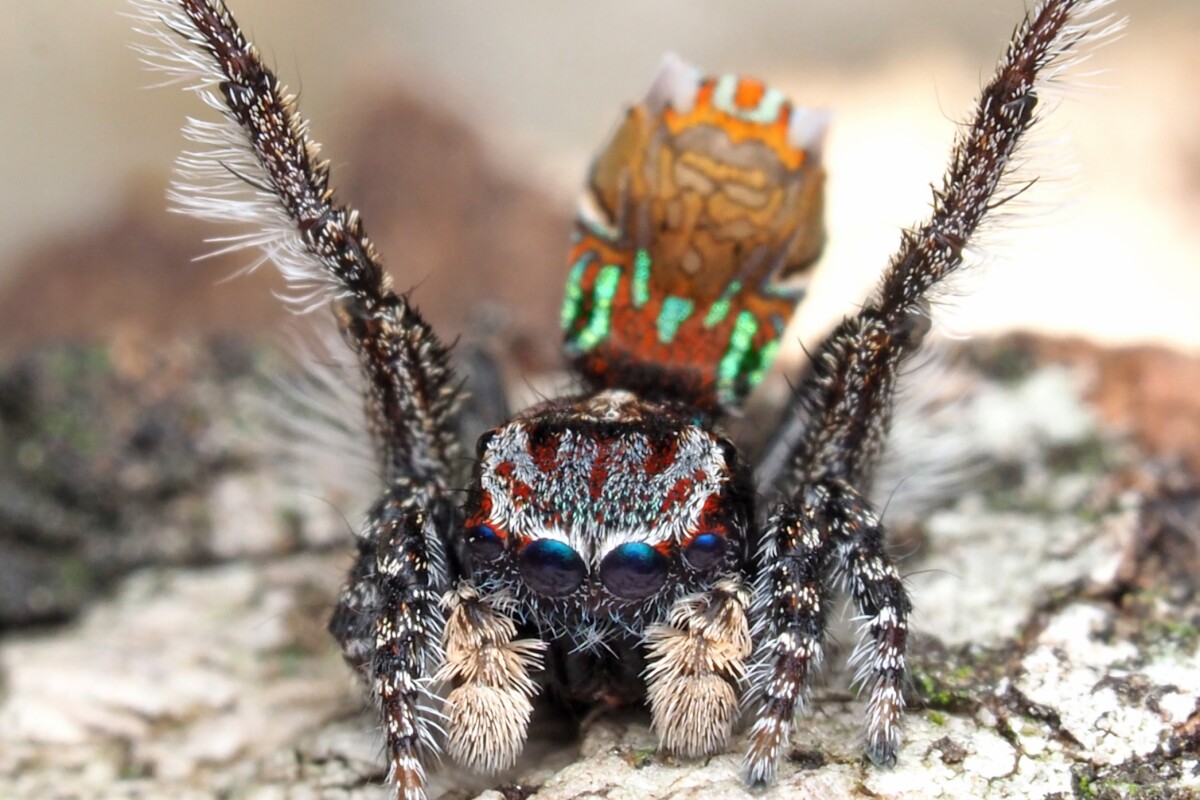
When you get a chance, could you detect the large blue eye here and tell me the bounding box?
[519,539,586,597]
[683,532,727,571]
[599,542,668,600]
[466,523,504,562]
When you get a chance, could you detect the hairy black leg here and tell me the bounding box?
[330,484,453,794]
[772,0,1123,498]
[749,0,1121,782]
[132,2,477,797]
[453,345,512,456]
[747,307,921,778]
[744,486,835,787]
[830,483,910,765]
[134,0,463,486]
[745,481,908,785]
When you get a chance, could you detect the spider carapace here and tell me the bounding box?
[132,1,1119,798]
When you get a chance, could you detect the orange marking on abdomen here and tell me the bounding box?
[734,78,766,109]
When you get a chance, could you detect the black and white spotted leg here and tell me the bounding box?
[329,484,452,799]
[829,482,910,766]
[744,486,836,787]
[133,3,474,797]
[744,480,909,783]
[747,0,1119,781]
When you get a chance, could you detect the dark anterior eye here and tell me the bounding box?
[519,539,587,597]
[599,542,668,600]
[683,532,727,571]
[466,523,504,562]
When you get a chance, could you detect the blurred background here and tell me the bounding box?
[1,0,1197,357]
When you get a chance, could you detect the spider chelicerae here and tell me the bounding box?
[131,1,1120,798]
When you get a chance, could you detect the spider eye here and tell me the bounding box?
[599,542,668,600]
[519,539,586,597]
[683,532,727,572]
[466,523,504,562]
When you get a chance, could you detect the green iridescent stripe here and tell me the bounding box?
[764,282,804,299]
[747,339,779,388]
[717,310,759,399]
[632,248,652,308]
[560,253,591,331]
[704,280,742,328]
[574,264,622,350]
[657,296,694,344]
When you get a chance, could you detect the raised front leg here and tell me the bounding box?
[134,3,470,796]
[747,0,1120,782]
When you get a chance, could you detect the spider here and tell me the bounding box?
[131,1,1119,798]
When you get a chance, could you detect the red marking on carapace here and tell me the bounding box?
[465,492,495,528]
[530,431,561,474]
[660,477,694,515]
[700,493,724,517]
[642,435,680,476]
[589,450,610,500]
[494,461,534,503]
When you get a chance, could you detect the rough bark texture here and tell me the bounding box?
[2,336,1197,800]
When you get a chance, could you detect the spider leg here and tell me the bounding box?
[644,577,752,759]
[745,480,908,786]
[133,2,475,797]
[329,484,453,794]
[782,0,1124,496]
[831,482,910,764]
[748,0,1121,782]
[743,487,836,787]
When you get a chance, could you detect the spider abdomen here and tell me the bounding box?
[563,58,830,411]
